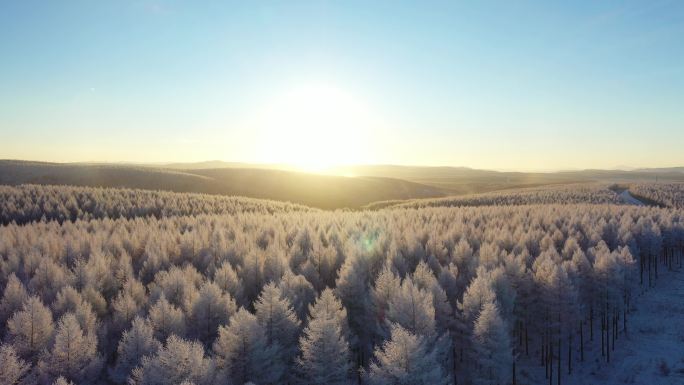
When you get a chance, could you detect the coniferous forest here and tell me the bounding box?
[2,183,684,385]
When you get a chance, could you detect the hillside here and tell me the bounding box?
[0,160,446,209]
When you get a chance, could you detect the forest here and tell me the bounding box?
[1,183,684,385]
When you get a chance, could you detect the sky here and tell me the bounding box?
[1,0,683,171]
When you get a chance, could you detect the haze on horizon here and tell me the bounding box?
[1,1,683,171]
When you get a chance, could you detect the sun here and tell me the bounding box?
[255,83,377,172]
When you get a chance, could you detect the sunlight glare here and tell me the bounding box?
[256,83,377,172]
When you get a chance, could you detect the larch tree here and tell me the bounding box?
[254,283,301,356]
[472,301,512,385]
[364,324,448,385]
[130,335,216,385]
[7,295,55,360]
[386,277,436,338]
[212,261,245,306]
[0,343,32,385]
[412,261,454,335]
[189,281,236,345]
[52,376,74,385]
[335,252,374,357]
[52,286,98,336]
[213,308,284,385]
[111,317,162,384]
[371,263,401,338]
[296,289,352,385]
[44,313,101,384]
[147,294,186,341]
[0,273,28,326]
[278,269,317,322]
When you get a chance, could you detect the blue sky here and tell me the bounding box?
[1,1,683,170]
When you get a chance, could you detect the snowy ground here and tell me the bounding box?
[517,268,684,385]
[619,190,646,206]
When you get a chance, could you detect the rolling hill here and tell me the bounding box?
[0,160,446,209]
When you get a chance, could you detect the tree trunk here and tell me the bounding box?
[568,333,572,375]
[549,339,553,385]
[580,321,584,362]
[512,361,516,385]
[589,306,594,341]
[557,338,561,385]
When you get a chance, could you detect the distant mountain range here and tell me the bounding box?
[1,160,682,209]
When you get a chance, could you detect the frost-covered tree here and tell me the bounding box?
[412,261,454,334]
[149,266,201,312]
[296,292,351,385]
[111,291,142,334]
[213,261,245,306]
[278,269,316,322]
[254,283,301,355]
[7,296,55,359]
[371,264,401,337]
[111,317,161,384]
[44,313,101,383]
[29,259,69,304]
[460,273,497,325]
[130,335,215,385]
[52,376,74,385]
[52,286,98,335]
[147,294,186,341]
[213,308,284,385]
[189,281,236,345]
[364,324,447,385]
[335,253,374,354]
[0,343,32,385]
[472,301,512,385]
[0,273,28,326]
[386,278,435,337]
